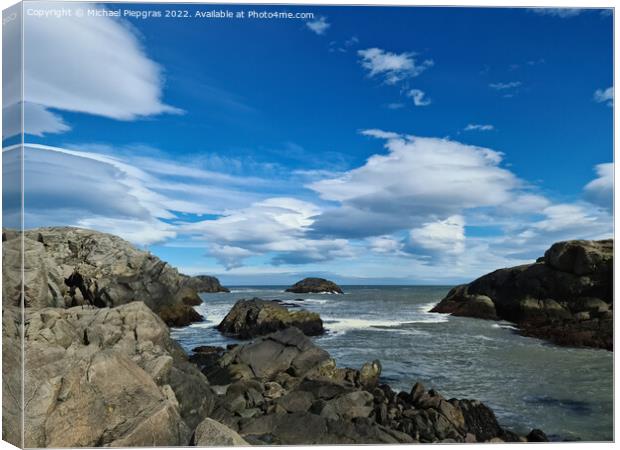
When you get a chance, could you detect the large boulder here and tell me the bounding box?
[217,298,324,338]
[286,278,343,294]
[4,227,207,326]
[193,418,248,446]
[18,302,216,447]
[182,274,230,293]
[432,239,613,350]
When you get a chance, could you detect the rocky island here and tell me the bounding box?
[431,239,613,350]
[286,277,344,294]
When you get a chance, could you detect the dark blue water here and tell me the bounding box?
[171,286,613,441]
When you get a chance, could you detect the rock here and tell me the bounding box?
[3,227,205,327]
[320,391,374,420]
[218,298,324,338]
[218,328,332,380]
[359,360,382,388]
[19,302,215,447]
[181,274,230,293]
[432,239,613,350]
[193,418,249,446]
[526,428,549,442]
[285,277,344,294]
[544,239,612,276]
[276,391,315,413]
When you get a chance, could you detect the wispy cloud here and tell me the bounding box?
[306,16,330,35]
[489,81,522,90]
[530,8,583,18]
[358,48,433,85]
[464,123,494,131]
[406,89,431,106]
[594,87,614,107]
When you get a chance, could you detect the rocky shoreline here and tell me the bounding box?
[3,227,555,446]
[431,239,613,351]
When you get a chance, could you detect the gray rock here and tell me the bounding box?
[20,302,214,447]
[320,391,374,420]
[193,418,249,446]
[285,277,344,294]
[182,274,230,293]
[218,298,324,339]
[220,328,332,381]
[4,227,209,326]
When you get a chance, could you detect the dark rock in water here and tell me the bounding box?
[3,227,204,327]
[286,277,344,294]
[431,239,613,350]
[527,429,549,442]
[217,298,324,339]
[182,274,230,293]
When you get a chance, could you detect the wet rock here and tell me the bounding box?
[218,298,324,338]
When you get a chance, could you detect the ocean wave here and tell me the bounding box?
[324,317,441,335]
[419,301,440,313]
[492,323,518,331]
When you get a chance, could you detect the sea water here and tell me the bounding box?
[170,286,613,441]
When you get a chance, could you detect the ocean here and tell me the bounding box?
[170,286,613,441]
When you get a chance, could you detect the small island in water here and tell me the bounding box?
[3,227,612,446]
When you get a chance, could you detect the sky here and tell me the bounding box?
[2,3,614,285]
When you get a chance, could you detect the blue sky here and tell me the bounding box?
[4,4,614,284]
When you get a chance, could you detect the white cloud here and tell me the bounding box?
[311,131,517,211]
[180,197,355,268]
[358,48,433,85]
[584,163,613,210]
[594,87,613,107]
[368,236,404,254]
[309,131,522,239]
[408,215,466,256]
[306,16,330,35]
[18,2,180,136]
[489,81,521,90]
[464,123,494,131]
[406,89,431,106]
[530,8,583,18]
[3,102,71,139]
[386,103,405,110]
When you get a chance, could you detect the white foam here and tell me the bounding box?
[326,318,400,332]
[419,301,440,313]
[302,298,329,305]
[492,323,518,331]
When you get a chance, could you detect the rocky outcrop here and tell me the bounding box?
[217,298,324,338]
[192,327,546,444]
[3,227,205,326]
[286,277,343,294]
[432,239,613,350]
[9,302,216,447]
[182,274,230,294]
